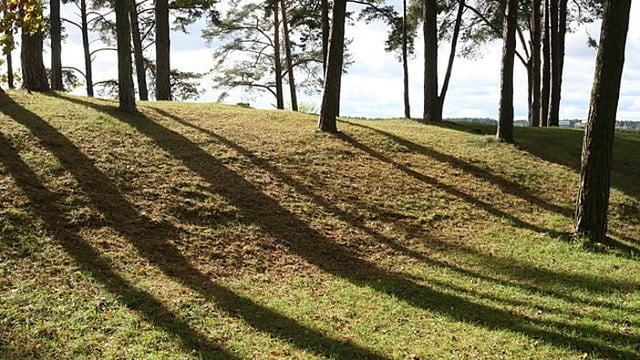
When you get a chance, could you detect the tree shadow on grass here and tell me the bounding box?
[148,107,636,312]
[0,93,389,360]
[0,134,235,360]
[342,120,573,217]
[40,93,640,358]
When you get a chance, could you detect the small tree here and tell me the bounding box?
[575,0,631,243]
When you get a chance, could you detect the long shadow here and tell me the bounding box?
[0,93,389,360]
[334,131,549,234]
[43,94,640,359]
[0,134,234,360]
[150,107,636,311]
[343,120,573,217]
[514,127,640,201]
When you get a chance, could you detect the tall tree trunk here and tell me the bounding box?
[547,0,567,127]
[529,0,541,127]
[50,0,64,91]
[318,0,346,133]
[497,0,517,143]
[439,0,464,121]
[575,0,631,243]
[130,1,148,100]
[321,0,330,71]
[115,0,136,112]
[6,50,14,89]
[273,0,284,109]
[21,29,49,92]
[280,0,297,111]
[80,0,94,97]
[401,0,410,118]
[423,0,439,122]
[540,0,550,126]
[155,0,171,100]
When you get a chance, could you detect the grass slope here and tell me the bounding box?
[1,90,639,359]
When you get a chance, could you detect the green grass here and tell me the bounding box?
[1,90,639,359]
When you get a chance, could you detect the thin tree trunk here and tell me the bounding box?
[321,0,330,71]
[130,0,148,100]
[549,0,567,127]
[547,0,559,126]
[540,0,550,126]
[6,50,14,89]
[575,0,631,243]
[530,0,541,127]
[115,0,136,112]
[423,0,439,122]
[21,29,49,92]
[402,0,410,118]
[273,0,284,109]
[439,0,464,121]
[497,0,517,143]
[280,0,297,111]
[155,0,171,100]
[318,0,346,132]
[50,0,64,91]
[80,0,94,97]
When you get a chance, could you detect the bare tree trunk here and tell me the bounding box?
[540,0,550,126]
[6,49,14,89]
[80,0,94,97]
[280,0,297,111]
[439,0,464,121]
[575,0,631,243]
[423,0,439,122]
[321,0,330,71]
[130,1,148,100]
[318,0,346,133]
[529,0,541,127]
[402,0,410,118]
[273,0,284,109]
[21,29,49,92]
[115,0,136,112]
[497,0,517,143]
[155,0,171,100]
[50,0,64,91]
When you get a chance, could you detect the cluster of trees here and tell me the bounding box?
[0,1,633,246]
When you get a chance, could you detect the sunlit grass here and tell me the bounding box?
[1,90,638,359]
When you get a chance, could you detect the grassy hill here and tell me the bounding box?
[1,90,639,359]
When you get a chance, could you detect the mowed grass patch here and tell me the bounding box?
[1,90,639,359]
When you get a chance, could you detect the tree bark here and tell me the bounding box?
[273,0,284,109]
[155,0,171,100]
[439,0,464,122]
[130,1,148,100]
[497,0,517,143]
[6,50,14,89]
[401,0,410,118]
[50,0,64,91]
[548,0,567,127]
[575,0,631,243]
[280,0,297,111]
[423,0,439,122]
[529,0,541,127]
[21,29,49,92]
[540,0,550,126]
[80,0,94,97]
[115,0,136,112]
[321,0,330,71]
[318,0,346,133]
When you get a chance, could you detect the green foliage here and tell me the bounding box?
[0,0,45,53]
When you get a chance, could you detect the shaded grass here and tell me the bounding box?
[1,90,639,359]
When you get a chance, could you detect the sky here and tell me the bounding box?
[14,0,640,121]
